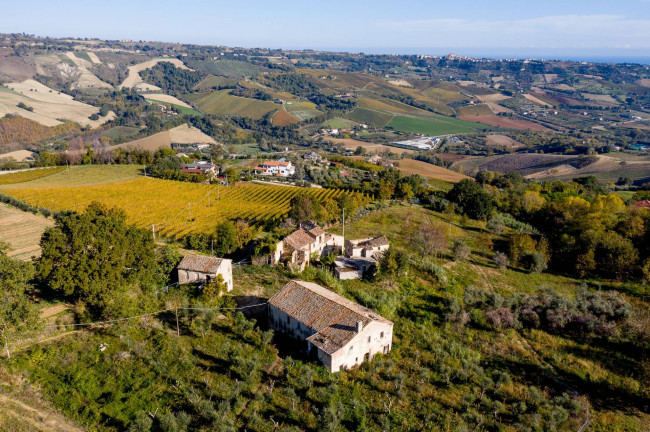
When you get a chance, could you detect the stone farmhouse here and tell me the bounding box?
[177,254,233,291]
[268,280,393,372]
[254,160,295,177]
[253,221,343,270]
[345,235,390,259]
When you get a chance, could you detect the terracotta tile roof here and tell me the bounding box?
[634,200,650,208]
[177,254,225,273]
[269,280,392,355]
[261,161,290,167]
[283,229,315,250]
[301,221,325,237]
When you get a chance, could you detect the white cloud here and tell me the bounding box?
[379,14,650,49]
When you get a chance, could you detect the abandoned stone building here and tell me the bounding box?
[345,235,390,259]
[268,280,393,372]
[177,254,233,291]
[253,221,343,270]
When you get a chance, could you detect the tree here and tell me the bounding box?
[447,179,493,220]
[0,249,39,358]
[414,221,447,260]
[213,220,238,255]
[378,249,408,285]
[37,203,157,319]
[289,194,314,224]
[354,146,367,156]
[524,252,548,274]
[234,220,253,249]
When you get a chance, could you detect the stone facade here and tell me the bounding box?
[177,254,233,291]
[268,280,393,372]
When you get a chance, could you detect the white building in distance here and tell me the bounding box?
[268,280,393,372]
[254,160,295,177]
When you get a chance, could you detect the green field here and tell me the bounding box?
[187,59,260,78]
[194,90,278,119]
[73,51,92,63]
[283,101,321,121]
[57,54,75,66]
[101,126,141,141]
[345,107,394,127]
[323,117,356,129]
[194,75,239,90]
[388,115,493,135]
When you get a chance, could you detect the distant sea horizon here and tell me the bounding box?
[293,46,650,65]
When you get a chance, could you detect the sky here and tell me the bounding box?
[2,0,650,60]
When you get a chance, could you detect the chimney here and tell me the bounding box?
[356,321,363,333]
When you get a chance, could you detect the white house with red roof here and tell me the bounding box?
[254,160,295,177]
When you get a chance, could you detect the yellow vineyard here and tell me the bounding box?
[6,177,362,238]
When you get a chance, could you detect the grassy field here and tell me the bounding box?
[345,107,394,127]
[323,117,356,129]
[73,51,92,63]
[283,101,321,121]
[101,126,141,141]
[2,176,363,239]
[388,115,492,135]
[188,59,260,78]
[0,165,142,189]
[193,90,278,119]
[0,203,53,260]
[194,75,239,90]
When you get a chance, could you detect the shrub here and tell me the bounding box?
[524,252,548,274]
[452,240,471,262]
[493,252,509,271]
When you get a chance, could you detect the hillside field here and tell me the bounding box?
[388,115,492,135]
[2,176,363,239]
[393,158,469,182]
[0,203,53,260]
[193,90,279,119]
[0,80,115,128]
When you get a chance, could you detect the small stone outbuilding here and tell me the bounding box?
[345,235,390,259]
[177,254,233,291]
[268,280,393,372]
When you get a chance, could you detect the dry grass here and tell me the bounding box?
[120,58,190,89]
[523,93,552,107]
[323,137,416,155]
[143,93,192,108]
[486,134,525,149]
[0,204,53,260]
[167,124,216,144]
[476,93,510,103]
[0,150,35,162]
[86,52,102,64]
[109,131,171,151]
[387,79,412,88]
[0,80,114,127]
[392,158,469,182]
